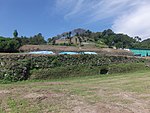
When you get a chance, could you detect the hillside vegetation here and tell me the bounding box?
[1,28,150,53]
[0,54,147,82]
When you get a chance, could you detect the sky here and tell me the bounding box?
[0,0,150,40]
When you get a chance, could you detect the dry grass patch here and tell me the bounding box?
[0,70,150,113]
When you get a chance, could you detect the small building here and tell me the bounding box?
[55,39,69,44]
[55,36,82,45]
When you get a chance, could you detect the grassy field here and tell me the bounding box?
[0,70,150,113]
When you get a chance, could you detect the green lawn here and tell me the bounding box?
[0,70,150,113]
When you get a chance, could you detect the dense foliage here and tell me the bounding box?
[134,38,150,49]
[0,33,46,52]
[0,54,146,82]
[48,28,140,49]
[31,63,147,80]
[0,37,21,52]
[1,28,150,53]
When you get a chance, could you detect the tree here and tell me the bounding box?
[134,36,141,42]
[48,38,52,43]
[29,33,46,45]
[0,37,20,52]
[13,30,18,38]
[102,29,114,37]
[68,31,72,44]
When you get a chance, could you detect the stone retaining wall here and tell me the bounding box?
[0,54,146,81]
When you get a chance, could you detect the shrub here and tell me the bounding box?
[0,59,30,82]
[30,63,148,80]
[109,63,148,74]
[30,65,101,80]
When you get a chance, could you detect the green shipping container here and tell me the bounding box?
[130,49,150,57]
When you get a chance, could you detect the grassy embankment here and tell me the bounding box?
[0,70,150,113]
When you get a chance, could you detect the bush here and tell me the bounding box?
[109,63,148,74]
[30,63,148,80]
[30,65,101,80]
[0,59,31,82]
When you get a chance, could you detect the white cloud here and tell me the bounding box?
[64,0,85,19]
[112,2,150,40]
[55,0,133,21]
[55,0,150,39]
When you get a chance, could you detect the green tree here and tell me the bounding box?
[48,38,52,43]
[102,29,114,37]
[13,30,18,38]
[134,36,141,42]
[0,37,20,52]
[29,33,46,45]
[68,31,72,45]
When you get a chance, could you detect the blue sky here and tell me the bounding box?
[0,0,150,40]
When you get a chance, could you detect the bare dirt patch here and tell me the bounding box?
[24,93,45,99]
[112,92,150,113]
[0,90,10,94]
[70,97,132,113]
[29,82,69,86]
[24,91,64,100]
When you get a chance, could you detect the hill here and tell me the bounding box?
[1,28,150,53]
[48,28,138,49]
